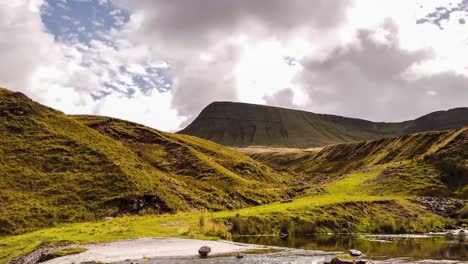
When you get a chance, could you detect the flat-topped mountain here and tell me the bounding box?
[179,102,468,147]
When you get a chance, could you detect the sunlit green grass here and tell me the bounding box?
[0,88,464,262]
[0,166,448,262]
[0,87,307,237]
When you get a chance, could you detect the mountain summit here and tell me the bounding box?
[179,102,468,147]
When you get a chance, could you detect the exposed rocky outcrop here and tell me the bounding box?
[109,195,173,215]
[413,197,464,217]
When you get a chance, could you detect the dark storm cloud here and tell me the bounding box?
[295,22,468,122]
[115,0,353,122]
[114,1,467,125]
[117,0,351,46]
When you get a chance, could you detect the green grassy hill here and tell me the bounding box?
[0,88,466,262]
[240,127,468,198]
[0,88,301,236]
[180,101,468,147]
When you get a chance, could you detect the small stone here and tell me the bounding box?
[198,246,211,257]
[330,257,353,264]
[236,252,244,258]
[330,257,367,264]
[349,249,362,257]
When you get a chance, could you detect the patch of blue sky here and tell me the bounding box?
[416,0,468,29]
[92,65,173,100]
[283,56,299,66]
[41,0,129,45]
[130,65,173,94]
[41,0,174,100]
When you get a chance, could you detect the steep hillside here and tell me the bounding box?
[180,101,468,147]
[0,88,301,235]
[240,127,468,198]
[73,115,306,205]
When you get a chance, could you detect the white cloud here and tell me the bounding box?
[1,0,467,133]
[0,0,58,94]
[113,0,354,122]
[234,40,303,105]
[109,9,121,16]
[96,90,185,132]
[0,0,184,132]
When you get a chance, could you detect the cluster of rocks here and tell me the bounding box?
[413,196,464,217]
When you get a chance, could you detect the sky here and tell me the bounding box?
[0,0,467,132]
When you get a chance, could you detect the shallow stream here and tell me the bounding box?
[234,233,468,261]
[117,233,468,264]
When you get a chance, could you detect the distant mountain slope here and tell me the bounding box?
[240,127,468,198]
[0,88,300,235]
[179,102,468,147]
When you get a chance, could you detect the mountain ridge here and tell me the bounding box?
[179,101,468,147]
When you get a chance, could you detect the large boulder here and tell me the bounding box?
[198,246,211,257]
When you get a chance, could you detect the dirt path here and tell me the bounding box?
[41,238,261,264]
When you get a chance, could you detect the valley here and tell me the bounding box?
[0,87,466,263]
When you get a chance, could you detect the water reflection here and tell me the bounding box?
[233,234,468,261]
[114,234,468,263]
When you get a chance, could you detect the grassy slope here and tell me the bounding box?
[236,147,323,172]
[0,165,450,262]
[240,128,468,197]
[0,88,176,234]
[0,88,302,236]
[4,126,465,261]
[0,88,466,262]
[180,101,468,148]
[72,115,306,207]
